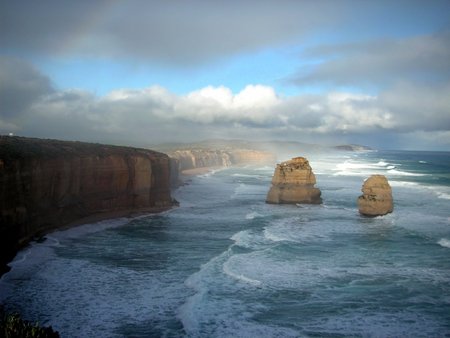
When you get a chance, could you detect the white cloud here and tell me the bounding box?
[19,83,447,148]
[1,57,449,149]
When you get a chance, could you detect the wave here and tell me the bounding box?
[393,183,450,201]
[263,228,288,242]
[387,169,426,177]
[437,192,450,200]
[245,211,263,220]
[333,159,394,176]
[7,249,32,267]
[222,259,262,287]
[437,238,450,248]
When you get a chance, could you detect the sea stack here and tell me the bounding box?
[266,157,322,204]
[358,175,393,216]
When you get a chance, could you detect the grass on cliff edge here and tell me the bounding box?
[0,309,60,338]
[0,135,163,162]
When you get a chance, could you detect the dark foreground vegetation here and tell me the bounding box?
[0,309,60,338]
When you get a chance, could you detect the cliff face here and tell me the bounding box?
[0,136,173,275]
[169,149,275,173]
[358,175,393,217]
[266,157,322,204]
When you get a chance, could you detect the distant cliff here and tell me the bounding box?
[168,148,275,176]
[0,136,174,275]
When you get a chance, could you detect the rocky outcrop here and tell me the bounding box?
[169,149,275,173]
[266,157,322,204]
[0,136,174,275]
[358,175,393,216]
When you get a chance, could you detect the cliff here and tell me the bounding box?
[0,136,174,275]
[266,157,322,204]
[358,175,393,217]
[168,148,275,175]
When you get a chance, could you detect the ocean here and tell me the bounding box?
[1,150,449,337]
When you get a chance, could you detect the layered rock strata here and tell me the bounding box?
[0,136,174,275]
[266,157,322,204]
[358,175,393,216]
[169,149,275,173]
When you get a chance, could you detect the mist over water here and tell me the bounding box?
[1,150,449,337]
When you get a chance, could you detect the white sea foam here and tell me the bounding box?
[375,160,389,166]
[6,249,32,267]
[232,173,264,179]
[389,181,419,187]
[333,159,391,176]
[222,259,263,287]
[437,192,450,200]
[254,166,274,171]
[230,230,257,248]
[50,217,130,240]
[245,211,262,220]
[263,228,288,242]
[45,235,61,246]
[437,238,450,248]
[387,169,426,176]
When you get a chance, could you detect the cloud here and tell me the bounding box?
[0,1,342,65]
[0,56,54,118]
[293,32,450,87]
[1,58,449,150]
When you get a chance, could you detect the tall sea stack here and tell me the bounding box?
[358,174,393,216]
[0,136,174,275]
[266,157,322,204]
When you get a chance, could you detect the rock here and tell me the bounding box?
[266,157,322,204]
[0,136,174,276]
[358,175,393,216]
[168,149,275,173]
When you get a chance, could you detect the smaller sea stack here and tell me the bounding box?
[266,157,322,204]
[358,175,393,216]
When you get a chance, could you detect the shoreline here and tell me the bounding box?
[180,166,224,176]
[1,204,174,278]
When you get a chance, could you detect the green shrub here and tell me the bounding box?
[0,313,60,338]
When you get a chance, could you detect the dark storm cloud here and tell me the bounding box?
[0,0,341,64]
[0,56,53,118]
[293,32,450,87]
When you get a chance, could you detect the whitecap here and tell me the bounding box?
[419,160,427,164]
[389,181,419,188]
[7,248,32,267]
[50,217,130,240]
[263,228,287,242]
[245,211,262,220]
[437,238,450,248]
[45,235,61,247]
[437,192,450,200]
[232,173,264,179]
[222,260,262,287]
[387,169,426,176]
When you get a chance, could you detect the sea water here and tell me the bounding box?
[1,150,449,337]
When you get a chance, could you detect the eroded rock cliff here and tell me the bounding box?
[266,157,322,204]
[169,149,275,173]
[0,136,174,275]
[358,175,393,216]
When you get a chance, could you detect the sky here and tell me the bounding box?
[1,1,450,150]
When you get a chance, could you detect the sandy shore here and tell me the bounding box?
[181,166,224,176]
